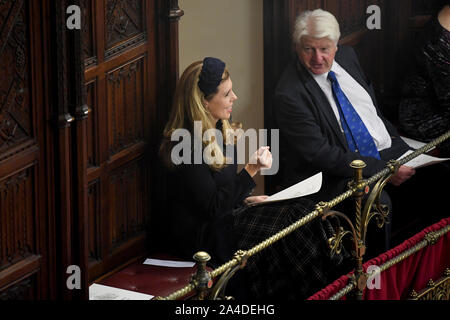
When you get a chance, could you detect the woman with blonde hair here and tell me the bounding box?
[160,57,272,265]
[159,57,350,300]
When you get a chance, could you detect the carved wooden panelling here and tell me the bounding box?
[1,0,176,298]
[0,168,34,270]
[0,275,36,300]
[88,179,101,263]
[84,0,171,284]
[86,79,98,167]
[106,56,146,157]
[82,0,97,67]
[0,0,53,298]
[0,0,31,155]
[105,0,146,57]
[109,159,147,249]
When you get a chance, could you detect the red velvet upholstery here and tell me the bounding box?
[308,218,450,300]
[97,253,206,299]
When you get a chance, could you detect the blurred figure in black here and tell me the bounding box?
[399,0,450,157]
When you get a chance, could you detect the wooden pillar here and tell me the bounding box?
[51,0,76,300]
[68,0,89,300]
[149,0,184,253]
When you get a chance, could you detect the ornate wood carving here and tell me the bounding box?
[109,158,147,249]
[105,33,147,59]
[1,0,180,299]
[0,0,31,154]
[0,276,36,300]
[88,179,101,263]
[0,168,34,270]
[0,0,51,300]
[81,0,97,67]
[105,0,146,58]
[85,0,165,283]
[0,0,23,49]
[106,56,146,157]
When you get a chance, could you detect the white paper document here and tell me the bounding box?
[252,172,322,206]
[401,136,427,149]
[143,258,195,268]
[401,136,435,151]
[397,150,450,169]
[89,283,154,300]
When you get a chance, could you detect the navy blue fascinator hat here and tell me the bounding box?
[198,57,226,96]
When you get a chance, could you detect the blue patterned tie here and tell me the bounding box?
[328,71,380,159]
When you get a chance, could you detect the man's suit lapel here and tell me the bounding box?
[295,61,348,149]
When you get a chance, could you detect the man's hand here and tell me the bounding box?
[388,165,416,186]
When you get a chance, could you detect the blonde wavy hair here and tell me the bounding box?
[160,60,235,170]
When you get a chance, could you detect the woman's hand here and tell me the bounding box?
[245,146,273,177]
[244,195,269,205]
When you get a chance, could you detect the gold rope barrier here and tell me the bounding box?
[329,224,450,300]
[155,130,450,300]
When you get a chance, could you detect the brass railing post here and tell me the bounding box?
[350,160,367,300]
[191,251,213,300]
[350,160,365,238]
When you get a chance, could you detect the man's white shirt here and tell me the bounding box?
[309,61,392,151]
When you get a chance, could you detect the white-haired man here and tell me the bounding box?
[273,9,443,255]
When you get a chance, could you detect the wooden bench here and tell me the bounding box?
[94,253,205,300]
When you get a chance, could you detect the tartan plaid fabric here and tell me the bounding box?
[232,198,353,300]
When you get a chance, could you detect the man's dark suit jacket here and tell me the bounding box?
[273,45,410,201]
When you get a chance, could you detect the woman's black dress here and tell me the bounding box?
[164,142,351,300]
[399,16,450,156]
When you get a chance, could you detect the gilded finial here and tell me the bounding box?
[193,251,211,263]
[350,160,366,169]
